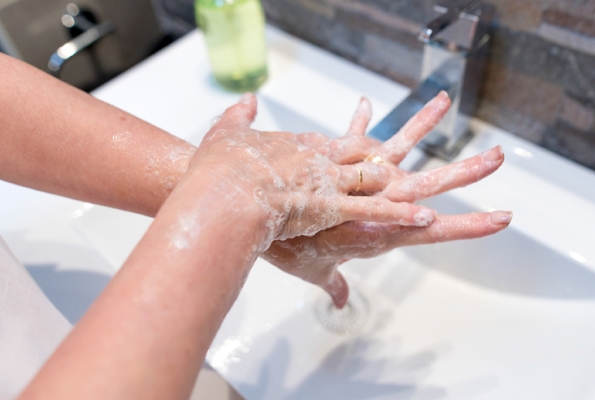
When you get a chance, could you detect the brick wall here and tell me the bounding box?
[262,0,595,170]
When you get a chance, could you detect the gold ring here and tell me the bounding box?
[354,165,363,192]
[365,154,387,164]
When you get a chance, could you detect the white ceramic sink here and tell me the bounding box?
[204,127,595,399]
[2,27,595,399]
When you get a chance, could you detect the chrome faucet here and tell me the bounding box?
[48,4,115,77]
[368,1,495,161]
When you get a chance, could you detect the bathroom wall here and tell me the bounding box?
[262,0,595,170]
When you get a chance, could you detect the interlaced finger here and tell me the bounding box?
[387,211,513,246]
[381,146,505,202]
[346,97,372,136]
[326,135,382,164]
[337,196,436,227]
[336,162,392,194]
[312,210,512,258]
[378,91,450,165]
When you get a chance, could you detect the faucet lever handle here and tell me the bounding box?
[421,1,494,52]
[419,0,480,42]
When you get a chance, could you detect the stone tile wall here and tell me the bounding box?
[262,0,595,170]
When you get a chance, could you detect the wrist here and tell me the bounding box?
[169,160,272,252]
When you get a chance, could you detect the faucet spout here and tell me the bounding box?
[368,1,494,162]
[47,3,115,78]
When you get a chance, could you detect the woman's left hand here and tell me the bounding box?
[263,92,511,307]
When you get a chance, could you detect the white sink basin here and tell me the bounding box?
[209,190,595,400]
[203,115,595,399]
[2,26,595,399]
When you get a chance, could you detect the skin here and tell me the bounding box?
[264,93,511,307]
[0,53,195,217]
[0,53,512,399]
[0,53,509,309]
[16,90,440,400]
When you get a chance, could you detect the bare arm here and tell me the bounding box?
[19,156,265,400]
[3,57,510,398]
[18,94,433,400]
[0,53,510,307]
[0,53,195,217]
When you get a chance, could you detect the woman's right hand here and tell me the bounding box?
[187,93,437,251]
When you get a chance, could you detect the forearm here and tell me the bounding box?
[0,53,195,216]
[19,168,266,400]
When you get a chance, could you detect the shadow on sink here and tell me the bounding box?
[26,263,110,324]
[410,194,595,299]
[227,312,500,400]
[3,230,114,324]
[237,338,446,400]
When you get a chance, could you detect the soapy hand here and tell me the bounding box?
[188,93,437,251]
[263,92,512,307]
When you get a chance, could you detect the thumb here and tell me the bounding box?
[321,270,350,309]
[213,93,258,131]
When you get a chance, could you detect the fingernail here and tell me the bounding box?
[413,208,436,226]
[358,97,372,117]
[240,92,253,104]
[490,211,512,225]
[483,145,504,162]
[431,91,450,110]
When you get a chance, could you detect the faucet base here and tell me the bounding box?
[418,129,475,161]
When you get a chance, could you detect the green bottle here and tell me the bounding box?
[195,0,268,92]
